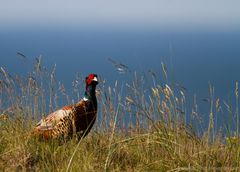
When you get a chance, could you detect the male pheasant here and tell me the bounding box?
[33,73,99,140]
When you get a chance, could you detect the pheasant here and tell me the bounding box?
[33,73,99,140]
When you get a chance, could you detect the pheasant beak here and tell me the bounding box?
[92,76,99,85]
[93,76,98,82]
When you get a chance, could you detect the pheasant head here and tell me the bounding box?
[84,74,98,101]
[86,73,98,86]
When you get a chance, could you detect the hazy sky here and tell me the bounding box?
[1,0,240,30]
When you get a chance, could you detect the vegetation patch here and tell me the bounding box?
[0,59,240,171]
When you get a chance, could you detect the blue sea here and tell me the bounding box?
[1,27,240,95]
[1,26,240,131]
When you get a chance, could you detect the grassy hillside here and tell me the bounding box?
[0,59,240,171]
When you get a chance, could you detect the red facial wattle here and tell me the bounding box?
[87,73,95,85]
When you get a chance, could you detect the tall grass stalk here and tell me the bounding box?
[236,81,239,137]
[208,83,215,142]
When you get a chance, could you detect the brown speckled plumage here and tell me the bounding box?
[33,74,98,140]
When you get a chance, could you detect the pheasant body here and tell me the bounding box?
[33,74,98,140]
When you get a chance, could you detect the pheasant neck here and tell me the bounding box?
[84,84,97,103]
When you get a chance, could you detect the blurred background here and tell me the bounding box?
[0,0,240,106]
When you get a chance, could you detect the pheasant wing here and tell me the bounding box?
[33,105,73,139]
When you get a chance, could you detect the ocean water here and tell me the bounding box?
[1,27,240,131]
[1,28,240,94]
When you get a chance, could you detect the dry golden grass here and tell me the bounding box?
[1,116,240,171]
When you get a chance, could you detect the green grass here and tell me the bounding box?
[1,59,240,171]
